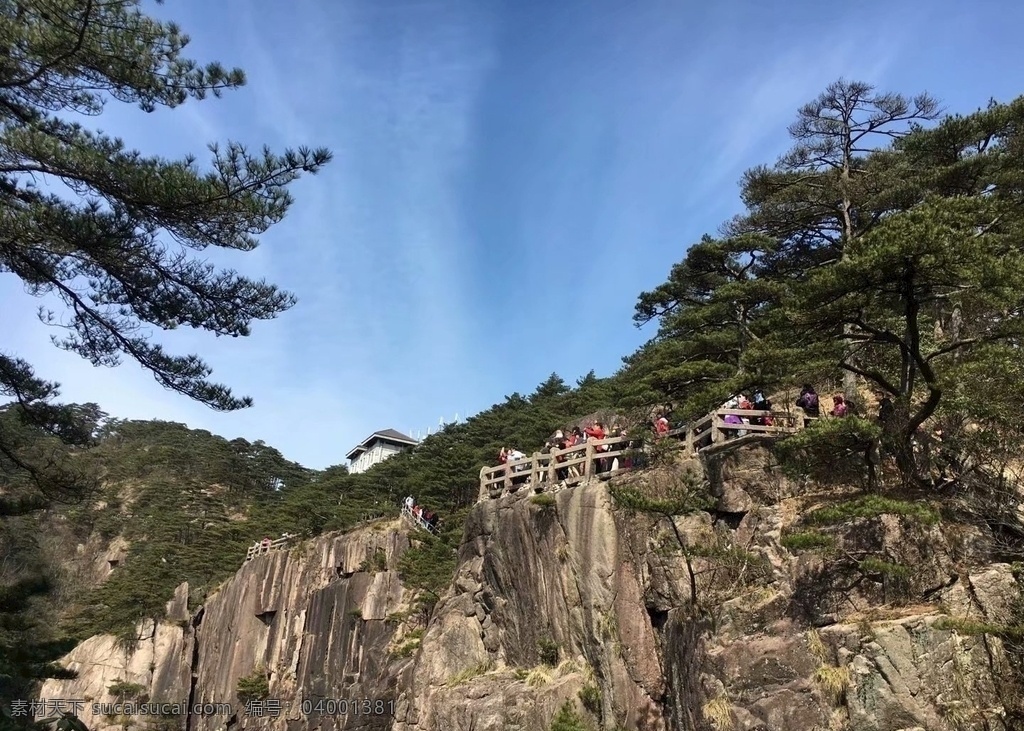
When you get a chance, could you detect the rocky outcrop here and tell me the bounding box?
[40,522,415,731]
[40,443,1024,731]
[38,583,193,722]
[393,484,669,731]
[392,444,1023,730]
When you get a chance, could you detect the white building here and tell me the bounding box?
[345,429,419,474]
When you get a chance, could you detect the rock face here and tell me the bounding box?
[40,444,1024,731]
[41,522,415,731]
[391,483,670,731]
[37,582,193,725]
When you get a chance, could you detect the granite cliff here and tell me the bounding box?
[40,443,1024,731]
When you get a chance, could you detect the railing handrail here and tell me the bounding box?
[401,503,439,534]
[245,533,296,561]
[477,406,820,499]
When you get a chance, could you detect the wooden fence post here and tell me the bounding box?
[711,411,723,444]
[530,453,540,487]
[584,442,595,477]
[479,466,488,501]
[548,450,558,484]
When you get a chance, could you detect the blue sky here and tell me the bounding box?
[2,0,1023,469]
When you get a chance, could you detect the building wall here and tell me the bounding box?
[348,441,408,474]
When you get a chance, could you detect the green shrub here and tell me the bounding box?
[531,494,556,507]
[107,679,147,700]
[610,479,712,517]
[391,638,421,658]
[805,495,939,526]
[537,638,559,666]
[389,628,425,658]
[647,437,679,466]
[236,668,269,704]
[686,543,773,582]
[857,558,911,579]
[359,547,388,573]
[578,684,601,715]
[397,533,458,616]
[774,417,881,488]
[549,701,590,731]
[781,531,835,551]
[934,617,1024,641]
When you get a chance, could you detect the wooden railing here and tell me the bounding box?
[478,407,817,499]
[479,434,641,500]
[245,533,297,561]
[400,504,439,534]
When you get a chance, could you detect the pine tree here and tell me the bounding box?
[1,0,330,422]
[530,373,571,402]
[621,233,787,417]
[782,96,1024,482]
[0,0,329,719]
[619,80,1024,486]
[728,80,941,401]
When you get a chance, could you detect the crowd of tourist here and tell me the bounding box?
[493,419,641,491]
[403,495,441,531]
[485,384,867,488]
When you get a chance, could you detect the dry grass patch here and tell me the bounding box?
[701,696,734,730]
[446,660,494,687]
[813,664,851,703]
[524,667,552,687]
[807,629,850,705]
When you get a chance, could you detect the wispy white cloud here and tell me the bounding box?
[4,0,1021,470]
[186,0,503,460]
[694,36,903,206]
[275,2,498,390]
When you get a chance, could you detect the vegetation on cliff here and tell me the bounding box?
[0,0,329,721]
[1,1,1023,720]
[621,81,1024,490]
[47,369,625,639]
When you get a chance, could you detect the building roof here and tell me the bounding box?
[345,429,419,460]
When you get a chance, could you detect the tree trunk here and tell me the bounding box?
[842,348,859,407]
[888,400,924,488]
[840,137,860,406]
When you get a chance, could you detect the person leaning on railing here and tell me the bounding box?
[505,447,528,487]
[751,389,773,426]
[604,424,625,471]
[722,398,745,439]
[553,437,570,481]
[584,421,608,472]
[568,429,587,478]
[796,384,820,427]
